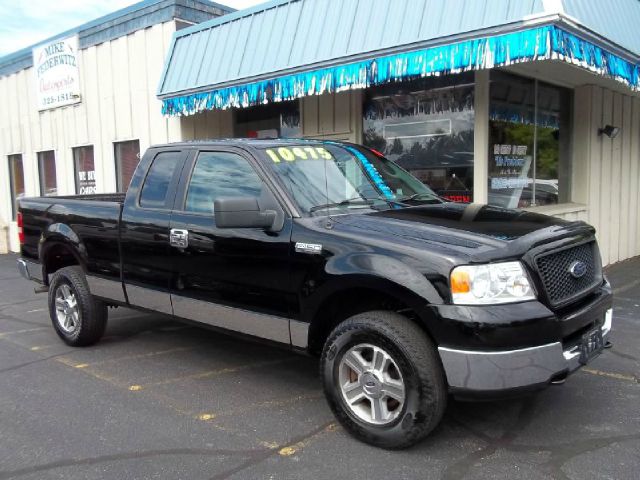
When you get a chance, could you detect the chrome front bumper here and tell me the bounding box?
[439,308,613,392]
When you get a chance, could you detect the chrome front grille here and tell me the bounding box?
[535,241,602,308]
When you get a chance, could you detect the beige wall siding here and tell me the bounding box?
[0,21,181,252]
[572,85,640,266]
[180,109,234,140]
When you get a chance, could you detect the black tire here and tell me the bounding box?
[320,311,447,449]
[48,266,108,347]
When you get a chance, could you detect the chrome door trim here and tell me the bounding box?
[172,294,300,346]
[126,284,173,315]
[86,275,126,303]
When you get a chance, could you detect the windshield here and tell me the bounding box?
[260,143,442,216]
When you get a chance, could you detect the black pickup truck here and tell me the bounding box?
[17,139,612,448]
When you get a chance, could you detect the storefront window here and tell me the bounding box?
[73,146,96,195]
[234,100,301,138]
[363,73,475,202]
[37,150,57,196]
[8,154,25,220]
[115,140,140,192]
[488,72,572,208]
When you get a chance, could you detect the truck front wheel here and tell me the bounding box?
[48,266,108,347]
[320,311,446,449]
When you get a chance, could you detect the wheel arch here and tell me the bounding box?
[40,226,88,284]
[305,277,440,355]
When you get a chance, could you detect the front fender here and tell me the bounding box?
[324,253,443,304]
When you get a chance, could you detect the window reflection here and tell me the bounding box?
[363,73,475,202]
[185,152,263,214]
[140,152,181,208]
[488,72,571,208]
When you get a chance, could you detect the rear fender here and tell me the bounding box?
[39,224,88,279]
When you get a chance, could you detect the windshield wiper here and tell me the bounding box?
[397,193,443,203]
[309,197,374,212]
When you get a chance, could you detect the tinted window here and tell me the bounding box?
[140,152,181,208]
[185,152,263,214]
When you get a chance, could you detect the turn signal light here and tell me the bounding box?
[17,212,24,245]
[450,269,471,294]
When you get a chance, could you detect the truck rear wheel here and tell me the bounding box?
[320,311,446,449]
[48,266,108,347]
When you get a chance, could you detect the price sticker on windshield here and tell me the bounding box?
[265,146,333,163]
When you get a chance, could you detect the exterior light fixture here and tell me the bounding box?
[598,125,620,139]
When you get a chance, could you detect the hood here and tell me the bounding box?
[331,203,595,261]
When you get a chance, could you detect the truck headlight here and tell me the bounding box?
[450,261,535,305]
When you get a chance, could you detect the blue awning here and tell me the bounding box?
[160,24,640,116]
[157,0,640,116]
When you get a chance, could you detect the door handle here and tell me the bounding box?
[170,229,189,248]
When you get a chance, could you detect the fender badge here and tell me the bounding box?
[295,242,322,255]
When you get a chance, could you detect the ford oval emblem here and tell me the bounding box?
[569,260,587,279]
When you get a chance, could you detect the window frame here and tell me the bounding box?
[136,149,187,212]
[175,147,276,218]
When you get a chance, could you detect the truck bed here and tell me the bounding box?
[18,194,125,264]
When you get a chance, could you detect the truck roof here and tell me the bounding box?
[150,138,347,150]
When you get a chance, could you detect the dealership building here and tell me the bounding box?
[3,0,640,267]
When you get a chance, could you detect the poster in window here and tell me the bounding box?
[32,36,81,111]
[74,146,96,195]
[489,143,532,209]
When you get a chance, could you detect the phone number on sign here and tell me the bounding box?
[41,93,78,106]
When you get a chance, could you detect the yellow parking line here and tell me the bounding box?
[58,346,196,369]
[278,423,339,457]
[216,392,324,419]
[29,344,59,351]
[53,352,317,449]
[136,357,294,390]
[0,327,48,338]
[197,413,216,421]
[583,368,638,383]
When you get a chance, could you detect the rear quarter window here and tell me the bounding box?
[139,151,182,209]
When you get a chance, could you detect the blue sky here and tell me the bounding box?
[0,0,265,57]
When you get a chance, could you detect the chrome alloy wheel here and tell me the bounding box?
[54,284,79,334]
[338,343,406,425]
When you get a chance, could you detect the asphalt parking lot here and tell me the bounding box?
[0,253,639,480]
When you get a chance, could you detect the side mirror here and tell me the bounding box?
[214,197,277,230]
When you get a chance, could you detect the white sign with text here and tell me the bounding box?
[32,36,81,111]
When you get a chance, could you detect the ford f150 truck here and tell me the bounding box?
[17,139,613,448]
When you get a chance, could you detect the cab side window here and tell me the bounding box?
[185,151,263,214]
[139,151,182,209]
